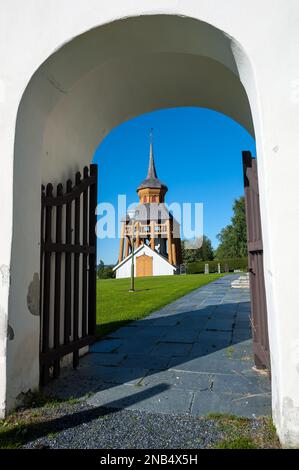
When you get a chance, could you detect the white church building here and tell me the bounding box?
[114,243,177,278]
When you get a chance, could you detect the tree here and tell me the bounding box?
[181,235,214,263]
[98,266,115,279]
[97,260,115,279]
[96,260,105,278]
[215,196,247,259]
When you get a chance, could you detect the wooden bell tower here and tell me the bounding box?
[118,131,182,269]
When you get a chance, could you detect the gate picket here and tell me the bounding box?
[53,183,63,379]
[73,172,81,368]
[64,179,72,346]
[82,166,89,338]
[88,164,97,336]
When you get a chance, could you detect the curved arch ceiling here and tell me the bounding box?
[17,15,254,181]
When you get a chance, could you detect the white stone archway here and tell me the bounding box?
[1,1,299,447]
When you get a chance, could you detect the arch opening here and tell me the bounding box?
[8,13,260,413]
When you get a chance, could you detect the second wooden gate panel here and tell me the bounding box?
[242,151,270,370]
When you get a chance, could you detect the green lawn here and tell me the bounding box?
[96,273,224,338]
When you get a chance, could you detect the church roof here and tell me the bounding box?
[137,134,168,192]
[123,203,173,222]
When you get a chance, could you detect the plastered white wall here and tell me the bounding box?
[0,0,299,446]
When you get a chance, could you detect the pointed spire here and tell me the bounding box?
[147,128,158,179]
[136,128,168,192]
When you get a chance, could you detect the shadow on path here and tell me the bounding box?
[44,275,271,420]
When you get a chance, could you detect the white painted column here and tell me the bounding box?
[0,101,19,417]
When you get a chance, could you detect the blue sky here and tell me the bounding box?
[93,107,256,265]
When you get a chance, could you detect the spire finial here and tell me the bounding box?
[136,129,168,193]
[150,127,153,145]
[147,128,157,179]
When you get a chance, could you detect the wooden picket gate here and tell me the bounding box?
[40,164,98,384]
[242,151,270,370]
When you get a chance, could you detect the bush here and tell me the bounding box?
[186,257,248,274]
[97,267,115,279]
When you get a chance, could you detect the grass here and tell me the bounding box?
[0,405,280,449]
[207,413,280,449]
[0,392,82,449]
[226,346,234,359]
[96,273,224,337]
[217,436,258,449]
[14,390,79,410]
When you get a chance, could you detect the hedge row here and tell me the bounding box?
[186,257,248,274]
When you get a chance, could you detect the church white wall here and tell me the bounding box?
[152,256,175,277]
[0,0,299,446]
[115,257,133,279]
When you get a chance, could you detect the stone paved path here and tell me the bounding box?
[45,274,271,418]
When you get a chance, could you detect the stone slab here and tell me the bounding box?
[191,390,271,418]
[90,339,122,353]
[168,351,249,374]
[150,342,192,357]
[121,354,171,370]
[87,384,194,414]
[162,329,200,343]
[212,373,262,395]
[199,330,232,343]
[77,365,148,385]
[81,352,126,367]
[117,339,158,355]
[205,318,235,331]
[141,369,213,391]
[149,315,183,327]
[190,340,230,357]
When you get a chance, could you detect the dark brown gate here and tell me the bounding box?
[40,164,98,384]
[242,151,270,370]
